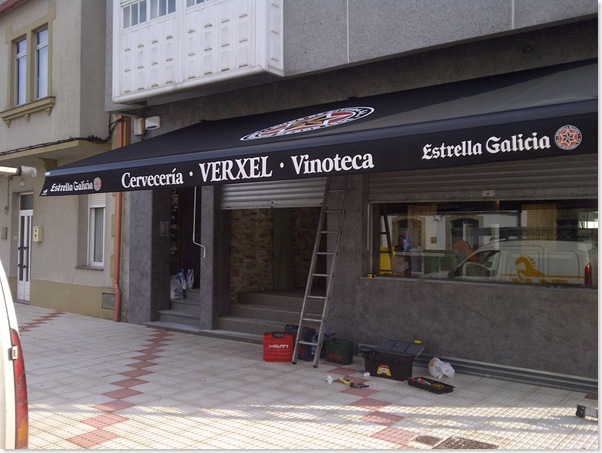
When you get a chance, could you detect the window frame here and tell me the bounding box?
[122,0,176,30]
[87,194,106,268]
[1,10,55,126]
[15,37,27,106]
[35,27,49,100]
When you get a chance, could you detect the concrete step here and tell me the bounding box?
[145,320,201,334]
[170,298,200,315]
[146,322,263,345]
[185,288,200,301]
[153,291,324,344]
[171,288,200,303]
[196,329,263,345]
[216,316,285,336]
[157,309,200,328]
[229,303,321,324]
[237,290,325,312]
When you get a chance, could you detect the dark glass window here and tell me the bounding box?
[374,200,598,288]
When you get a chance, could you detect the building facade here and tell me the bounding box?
[44,0,599,387]
[0,0,115,318]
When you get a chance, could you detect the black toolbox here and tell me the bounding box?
[285,324,316,361]
[407,376,454,394]
[361,339,425,382]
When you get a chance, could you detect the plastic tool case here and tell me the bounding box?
[285,324,317,361]
[324,338,353,365]
[263,332,294,362]
[361,339,425,381]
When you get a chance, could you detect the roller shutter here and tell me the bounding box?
[221,177,327,209]
[368,155,597,203]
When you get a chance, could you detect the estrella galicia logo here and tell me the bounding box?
[240,107,374,141]
[93,177,102,191]
[554,125,582,150]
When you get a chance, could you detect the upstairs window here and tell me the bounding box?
[123,0,175,29]
[11,26,49,107]
[15,39,27,105]
[1,12,55,125]
[155,0,176,18]
[36,28,49,99]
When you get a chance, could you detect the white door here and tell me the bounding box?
[17,194,33,302]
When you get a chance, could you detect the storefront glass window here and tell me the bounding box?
[374,200,598,288]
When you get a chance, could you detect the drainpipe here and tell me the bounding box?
[114,115,129,321]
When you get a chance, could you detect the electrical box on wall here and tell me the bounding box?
[32,226,43,242]
[134,117,145,136]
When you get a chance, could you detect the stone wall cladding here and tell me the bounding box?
[230,209,274,302]
[292,207,320,289]
[229,207,320,302]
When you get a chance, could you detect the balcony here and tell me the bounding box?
[112,0,283,104]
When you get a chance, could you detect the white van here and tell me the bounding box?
[0,259,28,449]
[428,240,597,288]
[0,167,33,449]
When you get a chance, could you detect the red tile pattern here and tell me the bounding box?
[81,413,128,428]
[103,388,143,399]
[20,313,409,448]
[65,328,174,448]
[120,369,153,378]
[328,366,412,447]
[371,426,416,446]
[361,410,405,425]
[19,310,65,332]
[67,428,119,448]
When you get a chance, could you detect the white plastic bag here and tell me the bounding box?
[428,357,455,379]
[177,269,186,290]
[170,276,184,300]
[186,269,194,289]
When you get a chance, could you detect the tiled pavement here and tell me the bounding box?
[15,303,598,450]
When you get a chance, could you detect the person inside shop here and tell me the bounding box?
[453,239,475,265]
[393,234,412,277]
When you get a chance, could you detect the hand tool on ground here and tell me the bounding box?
[416,377,445,389]
[339,377,369,388]
[576,405,598,420]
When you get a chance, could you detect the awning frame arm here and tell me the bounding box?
[0,166,37,178]
[193,187,206,258]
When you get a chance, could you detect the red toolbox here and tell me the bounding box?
[263,332,294,362]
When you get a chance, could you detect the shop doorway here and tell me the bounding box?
[228,207,321,303]
[17,193,33,302]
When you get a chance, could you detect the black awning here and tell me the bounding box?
[41,60,597,196]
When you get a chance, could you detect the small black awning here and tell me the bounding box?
[41,60,597,196]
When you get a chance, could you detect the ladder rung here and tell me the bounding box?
[306,295,326,300]
[316,251,335,256]
[312,273,331,277]
[302,317,323,323]
[320,230,339,234]
[298,340,317,346]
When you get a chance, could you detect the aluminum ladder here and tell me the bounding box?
[291,177,349,367]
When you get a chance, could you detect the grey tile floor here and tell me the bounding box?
[15,303,598,450]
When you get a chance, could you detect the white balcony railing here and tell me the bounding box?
[113,0,283,104]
